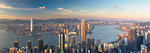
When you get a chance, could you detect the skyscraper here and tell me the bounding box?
[71,36,75,45]
[128,29,138,51]
[147,31,150,44]
[38,38,44,53]
[58,31,65,53]
[81,19,86,45]
[141,45,147,53]
[30,17,33,33]
[28,40,32,49]
[14,41,19,48]
[128,29,134,42]
[27,40,32,53]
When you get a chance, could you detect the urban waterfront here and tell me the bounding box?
[1,0,150,53]
[0,25,124,49]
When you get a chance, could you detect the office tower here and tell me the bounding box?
[63,29,66,33]
[137,23,140,33]
[103,43,108,53]
[66,29,69,34]
[133,29,138,41]
[34,46,38,53]
[58,31,65,53]
[97,39,102,52]
[87,24,90,30]
[141,45,147,53]
[76,42,81,53]
[77,24,80,30]
[128,29,134,42]
[87,24,90,32]
[108,43,113,53]
[120,37,128,53]
[38,38,44,53]
[128,29,138,51]
[9,47,17,53]
[81,19,86,46]
[28,40,32,49]
[30,17,33,33]
[147,31,150,44]
[71,36,75,45]
[39,24,42,33]
[43,43,48,49]
[14,41,19,48]
[87,38,94,47]
[44,49,48,53]
[27,40,32,53]
[137,35,144,50]
[65,34,69,42]
[49,45,56,53]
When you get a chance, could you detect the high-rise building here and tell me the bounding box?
[81,19,86,45]
[58,31,65,53]
[77,24,80,30]
[49,45,56,53]
[38,38,44,53]
[128,29,138,51]
[71,36,75,45]
[30,17,33,33]
[14,41,19,48]
[28,40,32,49]
[128,29,134,42]
[137,23,140,33]
[141,45,147,53]
[87,24,90,32]
[27,40,32,53]
[9,47,17,53]
[39,24,42,33]
[147,31,150,44]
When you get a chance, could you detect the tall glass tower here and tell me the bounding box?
[81,19,86,44]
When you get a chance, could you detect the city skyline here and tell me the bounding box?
[0,0,150,21]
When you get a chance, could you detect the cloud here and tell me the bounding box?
[55,8,73,15]
[57,8,72,13]
[0,3,46,10]
[79,9,87,12]
[57,8,63,10]
[38,6,45,9]
[0,15,28,20]
[112,5,118,8]
[0,4,16,9]
[112,5,123,10]
[53,13,69,15]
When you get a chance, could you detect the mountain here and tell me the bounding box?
[0,18,80,24]
[139,22,150,26]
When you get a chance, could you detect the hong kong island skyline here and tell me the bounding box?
[0,0,150,21]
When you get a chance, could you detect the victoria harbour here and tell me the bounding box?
[0,25,125,49]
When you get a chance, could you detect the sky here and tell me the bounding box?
[0,0,150,21]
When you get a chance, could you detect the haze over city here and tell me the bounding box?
[0,0,150,21]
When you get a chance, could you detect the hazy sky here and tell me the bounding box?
[0,0,150,21]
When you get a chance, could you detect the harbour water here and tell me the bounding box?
[0,25,126,49]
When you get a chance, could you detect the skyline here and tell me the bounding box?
[0,0,150,21]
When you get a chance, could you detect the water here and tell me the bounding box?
[0,25,125,49]
[90,25,126,43]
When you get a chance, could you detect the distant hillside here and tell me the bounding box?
[139,22,150,26]
[0,18,80,24]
